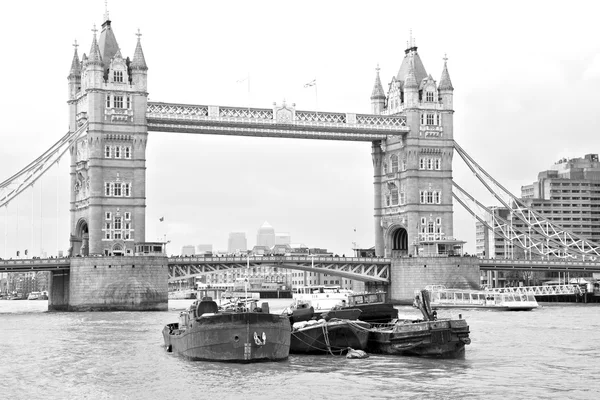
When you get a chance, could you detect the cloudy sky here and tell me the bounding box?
[0,0,599,258]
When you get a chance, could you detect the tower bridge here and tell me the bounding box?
[2,13,600,310]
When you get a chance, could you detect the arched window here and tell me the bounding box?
[391,155,399,173]
[389,183,398,205]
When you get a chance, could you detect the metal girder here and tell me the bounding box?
[146,102,409,141]
[479,258,600,273]
[454,140,600,260]
[167,256,390,282]
[0,123,88,208]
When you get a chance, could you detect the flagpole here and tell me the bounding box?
[314,78,318,113]
[247,72,251,109]
[245,253,249,302]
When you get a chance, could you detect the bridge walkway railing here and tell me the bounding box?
[491,285,584,296]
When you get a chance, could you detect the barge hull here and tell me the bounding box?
[163,312,290,362]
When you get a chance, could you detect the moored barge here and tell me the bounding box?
[163,298,291,362]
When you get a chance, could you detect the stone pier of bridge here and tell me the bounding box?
[48,256,168,311]
[364,256,481,304]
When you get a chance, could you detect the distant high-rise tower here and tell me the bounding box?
[68,14,148,257]
[181,245,195,256]
[275,232,291,245]
[370,35,458,257]
[227,232,247,254]
[196,244,213,255]
[256,221,276,248]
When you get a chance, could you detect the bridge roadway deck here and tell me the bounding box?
[167,255,391,283]
[0,258,70,272]
[3,256,600,276]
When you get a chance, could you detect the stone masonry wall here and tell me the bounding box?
[68,256,168,311]
[389,256,480,304]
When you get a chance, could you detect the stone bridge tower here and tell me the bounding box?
[67,14,148,256]
[370,38,460,258]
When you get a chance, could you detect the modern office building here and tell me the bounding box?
[519,154,600,245]
[227,232,247,254]
[181,245,196,256]
[196,244,213,255]
[256,221,275,248]
[275,232,291,245]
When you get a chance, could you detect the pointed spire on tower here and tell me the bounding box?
[88,24,103,65]
[131,29,148,70]
[371,64,386,100]
[68,40,81,78]
[439,53,454,91]
[405,60,418,89]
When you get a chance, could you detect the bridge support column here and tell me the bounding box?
[48,256,169,311]
[372,141,384,256]
[388,256,481,304]
[48,270,70,311]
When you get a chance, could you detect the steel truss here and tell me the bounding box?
[0,123,88,208]
[453,141,600,260]
[168,256,390,283]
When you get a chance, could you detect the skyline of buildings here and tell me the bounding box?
[181,221,294,256]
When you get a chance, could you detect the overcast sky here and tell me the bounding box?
[1,0,599,258]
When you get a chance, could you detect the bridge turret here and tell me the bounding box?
[438,56,454,110]
[370,65,386,115]
[85,26,104,90]
[131,30,148,88]
[67,41,81,132]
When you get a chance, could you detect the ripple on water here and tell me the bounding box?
[1,302,600,400]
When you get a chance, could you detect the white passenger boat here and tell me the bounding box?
[291,285,353,312]
[422,285,538,311]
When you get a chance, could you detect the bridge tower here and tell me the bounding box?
[371,38,459,258]
[68,13,148,257]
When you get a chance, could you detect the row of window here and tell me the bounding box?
[106,94,131,109]
[102,214,134,240]
[105,146,132,159]
[384,156,444,173]
[420,190,442,204]
[385,188,443,206]
[386,183,405,207]
[419,157,441,170]
[105,212,131,221]
[105,182,132,197]
[420,113,441,126]
[113,70,124,83]
[419,217,443,236]
[385,155,406,174]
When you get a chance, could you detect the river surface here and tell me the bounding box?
[1,299,598,400]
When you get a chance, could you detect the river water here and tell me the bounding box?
[1,299,598,400]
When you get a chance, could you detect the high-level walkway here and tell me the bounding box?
[146,102,409,141]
